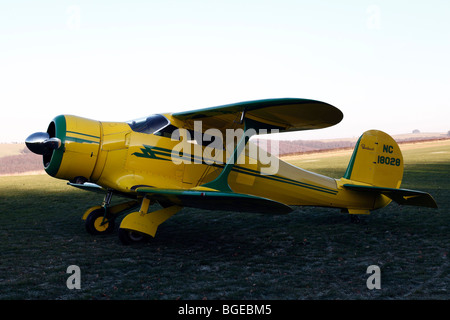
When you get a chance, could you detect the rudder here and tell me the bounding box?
[343,130,403,188]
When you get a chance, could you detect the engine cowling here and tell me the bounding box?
[26,115,101,182]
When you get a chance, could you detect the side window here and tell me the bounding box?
[154,124,179,139]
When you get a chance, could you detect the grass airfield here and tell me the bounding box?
[0,140,448,299]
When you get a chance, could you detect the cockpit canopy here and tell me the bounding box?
[126,113,223,147]
[127,114,170,134]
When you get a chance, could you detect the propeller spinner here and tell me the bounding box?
[25,132,61,155]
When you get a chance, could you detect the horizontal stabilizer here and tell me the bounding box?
[135,187,293,214]
[343,184,438,208]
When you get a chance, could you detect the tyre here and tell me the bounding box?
[85,208,115,235]
[118,228,150,245]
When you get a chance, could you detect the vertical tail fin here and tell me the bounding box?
[343,130,403,188]
[342,130,437,209]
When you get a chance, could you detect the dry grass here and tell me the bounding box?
[0,141,448,300]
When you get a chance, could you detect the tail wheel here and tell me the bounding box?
[118,228,150,245]
[85,208,115,235]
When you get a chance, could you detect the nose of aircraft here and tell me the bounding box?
[25,132,62,155]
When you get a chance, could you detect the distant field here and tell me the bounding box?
[0,144,27,157]
[0,140,448,300]
[283,139,450,178]
[1,135,448,176]
[0,143,43,176]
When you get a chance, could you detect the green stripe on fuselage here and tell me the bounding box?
[132,144,338,195]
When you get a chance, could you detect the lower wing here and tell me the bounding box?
[135,187,293,214]
[68,182,292,214]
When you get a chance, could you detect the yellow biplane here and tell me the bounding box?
[26,98,437,244]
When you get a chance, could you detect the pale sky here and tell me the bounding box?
[1,0,449,142]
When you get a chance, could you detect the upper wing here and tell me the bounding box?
[135,187,293,214]
[171,98,343,134]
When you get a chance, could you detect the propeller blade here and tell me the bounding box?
[25,132,61,155]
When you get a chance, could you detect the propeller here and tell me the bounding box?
[25,132,62,155]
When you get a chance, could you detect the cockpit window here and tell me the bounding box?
[127,114,170,134]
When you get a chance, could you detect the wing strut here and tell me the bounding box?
[201,117,255,192]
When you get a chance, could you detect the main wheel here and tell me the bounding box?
[118,228,150,245]
[85,208,115,235]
